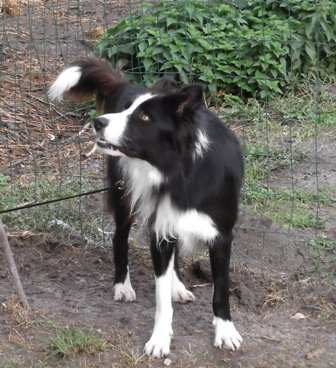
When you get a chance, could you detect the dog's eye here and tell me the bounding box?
[139,112,151,123]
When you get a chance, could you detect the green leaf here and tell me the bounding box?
[166,17,176,28]
[279,57,287,77]
[143,58,152,71]
[320,20,334,42]
[138,42,147,53]
[291,57,301,70]
[305,43,317,63]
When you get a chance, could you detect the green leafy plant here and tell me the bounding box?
[242,0,336,77]
[96,1,336,99]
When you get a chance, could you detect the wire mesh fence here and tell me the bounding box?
[1,0,335,279]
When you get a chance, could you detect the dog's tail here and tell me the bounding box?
[48,57,128,113]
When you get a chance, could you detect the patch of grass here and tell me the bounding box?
[308,235,336,272]
[243,187,331,207]
[274,210,324,230]
[243,186,330,229]
[309,235,336,254]
[3,360,51,368]
[243,140,305,187]
[3,358,22,368]
[319,313,329,324]
[229,89,336,230]
[269,89,336,127]
[46,326,107,358]
[1,174,113,245]
[0,173,17,211]
[115,348,145,366]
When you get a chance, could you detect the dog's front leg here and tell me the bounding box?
[110,183,136,302]
[144,236,175,358]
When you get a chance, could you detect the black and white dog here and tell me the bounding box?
[49,57,243,358]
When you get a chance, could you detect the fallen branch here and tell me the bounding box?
[0,219,30,309]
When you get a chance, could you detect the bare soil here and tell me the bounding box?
[1,220,335,368]
[1,1,335,368]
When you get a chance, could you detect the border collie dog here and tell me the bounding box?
[49,57,243,358]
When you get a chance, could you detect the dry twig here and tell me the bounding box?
[0,219,30,309]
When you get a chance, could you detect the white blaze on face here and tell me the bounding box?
[97,93,155,147]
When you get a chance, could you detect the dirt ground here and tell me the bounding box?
[1,1,335,367]
[1,214,335,368]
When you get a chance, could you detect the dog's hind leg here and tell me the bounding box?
[209,232,242,351]
[144,236,175,358]
[172,249,195,303]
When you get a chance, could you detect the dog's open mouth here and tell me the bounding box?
[96,139,120,152]
[96,139,136,158]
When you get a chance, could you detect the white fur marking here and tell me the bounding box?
[213,317,242,351]
[116,160,217,252]
[194,129,210,159]
[154,195,219,253]
[113,268,136,302]
[97,93,155,149]
[144,254,174,358]
[172,270,195,303]
[99,111,128,147]
[48,66,82,102]
[117,161,219,252]
[119,157,164,220]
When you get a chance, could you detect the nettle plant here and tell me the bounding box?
[243,0,336,79]
[97,1,336,99]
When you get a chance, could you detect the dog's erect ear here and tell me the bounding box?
[152,77,177,93]
[167,84,205,118]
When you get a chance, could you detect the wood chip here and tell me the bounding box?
[306,347,326,360]
[164,358,172,366]
[290,312,307,320]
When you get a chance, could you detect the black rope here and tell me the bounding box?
[0,187,110,215]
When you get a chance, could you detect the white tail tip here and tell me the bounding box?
[48,66,82,102]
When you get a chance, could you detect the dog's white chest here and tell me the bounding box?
[119,157,163,222]
[154,195,218,253]
[119,158,218,252]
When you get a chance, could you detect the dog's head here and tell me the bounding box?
[93,84,205,169]
[48,57,206,170]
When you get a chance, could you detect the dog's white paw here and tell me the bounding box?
[213,317,242,351]
[172,288,195,303]
[172,284,195,303]
[113,282,136,302]
[144,331,172,358]
[113,269,136,302]
[172,273,195,303]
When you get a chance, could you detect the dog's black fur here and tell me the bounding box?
[49,57,244,357]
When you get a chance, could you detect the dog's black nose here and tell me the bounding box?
[94,117,109,131]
